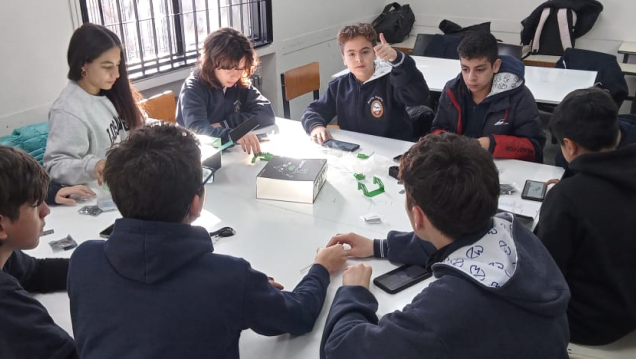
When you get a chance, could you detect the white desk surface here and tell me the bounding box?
[618,42,636,55]
[27,119,634,358]
[331,56,597,105]
[619,62,636,75]
[391,35,416,50]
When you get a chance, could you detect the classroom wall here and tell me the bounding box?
[0,0,75,136]
[0,0,386,137]
[406,0,636,111]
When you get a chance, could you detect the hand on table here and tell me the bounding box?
[55,185,96,205]
[314,244,347,274]
[310,126,332,145]
[327,233,374,258]
[342,263,373,288]
[236,133,261,155]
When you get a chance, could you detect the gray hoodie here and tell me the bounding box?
[44,81,129,185]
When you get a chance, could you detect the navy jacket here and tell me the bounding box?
[0,251,77,359]
[68,218,330,359]
[538,144,636,345]
[176,73,275,141]
[301,51,429,141]
[321,213,570,359]
[431,55,545,162]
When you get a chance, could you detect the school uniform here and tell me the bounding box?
[0,251,77,359]
[431,55,545,162]
[301,51,429,141]
[68,218,330,359]
[177,73,275,142]
[538,144,636,345]
[321,213,570,359]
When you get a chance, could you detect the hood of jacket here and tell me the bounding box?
[486,55,525,101]
[104,218,213,284]
[432,212,570,318]
[569,144,636,192]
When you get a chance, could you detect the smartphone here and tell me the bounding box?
[99,223,115,239]
[521,180,547,202]
[322,139,360,152]
[256,133,270,142]
[228,115,259,143]
[373,264,432,294]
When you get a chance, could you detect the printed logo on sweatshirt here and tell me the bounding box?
[106,116,129,145]
[494,119,509,126]
[368,96,385,118]
[233,100,242,114]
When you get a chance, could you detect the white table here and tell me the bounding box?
[30,119,572,359]
[332,56,597,105]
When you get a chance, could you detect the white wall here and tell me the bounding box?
[0,0,385,136]
[406,0,636,112]
[0,0,75,136]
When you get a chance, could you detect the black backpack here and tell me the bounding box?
[371,3,415,43]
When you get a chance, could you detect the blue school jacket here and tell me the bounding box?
[301,51,429,141]
[68,218,330,359]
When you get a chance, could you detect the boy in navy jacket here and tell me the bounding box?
[0,145,77,359]
[431,31,545,162]
[177,28,275,155]
[301,23,429,142]
[320,134,570,358]
[538,88,636,345]
[68,125,347,359]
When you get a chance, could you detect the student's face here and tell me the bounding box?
[0,202,50,250]
[460,57,501,95]
[79,46,121,95]
[342,36,376,82]
[215,58,247,88]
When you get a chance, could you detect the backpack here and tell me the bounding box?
[521,0,603,56]
[371,3,415,43]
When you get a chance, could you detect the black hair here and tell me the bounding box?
[399,133,499,239]
[67,23,144,129]
[103,124,203,222]
[457,31,499,64]
[0,146,49,223]
[550,87,619,151]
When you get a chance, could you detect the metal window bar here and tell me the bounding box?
[81,0,271,80]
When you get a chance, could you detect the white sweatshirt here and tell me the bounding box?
[44,81,129,185]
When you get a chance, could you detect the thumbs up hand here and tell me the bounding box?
[373,33,398,62]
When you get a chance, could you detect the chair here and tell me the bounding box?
[412,34,435,56]
[280,62,320,119]
[497,43,523,59]
[139,91,177,123]
[412,34,461,59]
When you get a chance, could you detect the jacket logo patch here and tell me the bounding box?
[233,100,242,114]
[494,119,508,126]
[370,99,384,118]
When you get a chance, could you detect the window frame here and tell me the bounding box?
[76,0,273,81]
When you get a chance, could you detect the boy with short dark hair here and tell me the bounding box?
[431,31,545,162]
[68,124,347,359]
[321,134,569,358]
[537,88,636,345]
[0,145,77,359]
[301,23,429,142]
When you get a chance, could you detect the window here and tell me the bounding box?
[80,0,272,80]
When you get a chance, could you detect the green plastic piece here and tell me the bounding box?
[357,152,374,159]
[353,173,366,181]
[251,152,274,163]
[358,176,385,197]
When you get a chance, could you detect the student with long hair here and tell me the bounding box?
[44,23,144,186]
[177,28,275,155]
